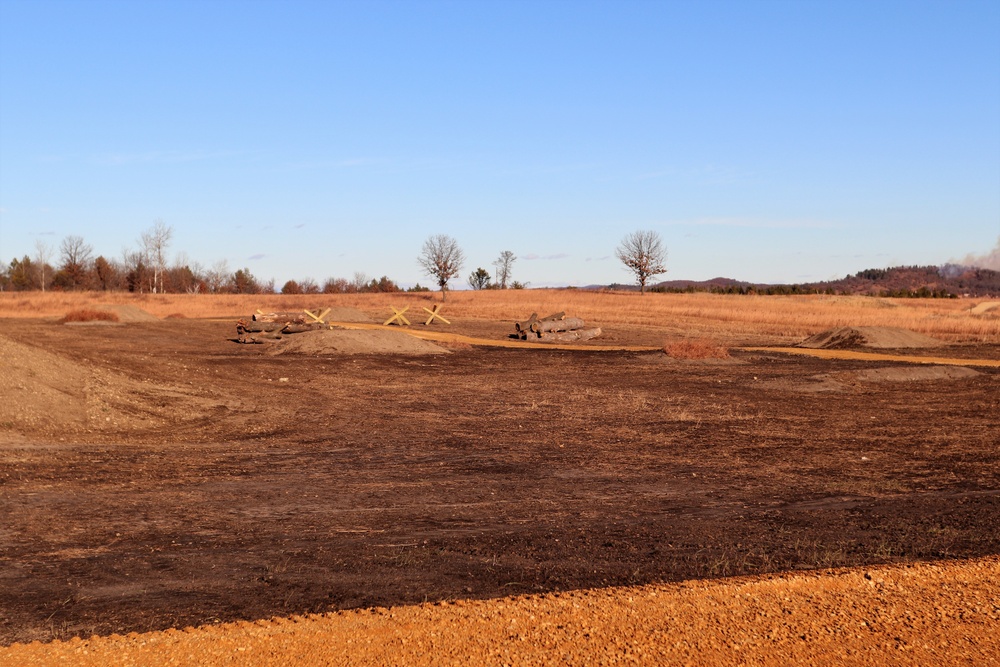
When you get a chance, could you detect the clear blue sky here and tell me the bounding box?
[2,0,999,288]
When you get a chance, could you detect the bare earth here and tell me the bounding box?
[1,311,998,664]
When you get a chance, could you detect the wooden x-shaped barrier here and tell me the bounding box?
[383,306,411,326]
[422,303,450,325]
[384,304,450,326]
[303,308,331,324]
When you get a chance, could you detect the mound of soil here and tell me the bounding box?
[853,365,981,382]
[0,335,91,428]
[323,307,375,323]
[0,331,234,435]
[798,326,944,349]
[268,329,449,356]
[92,304,160,322]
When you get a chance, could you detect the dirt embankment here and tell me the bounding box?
[3,557,998,666]
[798,326,946,350]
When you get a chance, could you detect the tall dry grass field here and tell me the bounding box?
[1,290,998,343]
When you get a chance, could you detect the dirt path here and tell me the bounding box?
[4,557,997,666]
[743,346,1000,368]
[334,322,1000,366]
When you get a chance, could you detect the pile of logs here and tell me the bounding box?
[513,312,601,342]
[236,311,327,344]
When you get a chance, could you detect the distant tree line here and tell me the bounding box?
[0,226,526,296]
[647,283,957,298]
[639,262,1000,297]
[1,226,275,294]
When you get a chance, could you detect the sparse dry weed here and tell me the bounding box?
[663,338,730,359]
[61,309,119,323]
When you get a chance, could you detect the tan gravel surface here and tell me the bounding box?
[3,556,997,666]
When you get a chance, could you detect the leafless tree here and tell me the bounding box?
[616,230,667,294]
[140,219,173,293]
[34,240,52,291]
[58,235,94,289]
[204,260,231,293]
[418,234,465,300]
[351,271,369,293]
[493,250,516,289]
[120,247,147,292]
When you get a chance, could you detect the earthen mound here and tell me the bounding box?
[853,365,980,382]
[92,304,160,322]
[323,307,374,323]
[798,326,944,349]
[268,329,449,356]
[0,335,91,428]
[970,301,999,315]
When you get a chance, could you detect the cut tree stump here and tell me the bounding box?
[515,313,538,334]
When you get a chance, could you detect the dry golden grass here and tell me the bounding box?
[2,289,998,343]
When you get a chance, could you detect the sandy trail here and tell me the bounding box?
[333,322,1000,366]
[4,557,997,666]
[742,346,1000,367]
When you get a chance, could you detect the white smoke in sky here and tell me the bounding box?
[954,236,1000,271]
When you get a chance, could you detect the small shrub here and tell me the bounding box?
[663,338,729,359]
[62,309,120,323]
[164,313,188,319]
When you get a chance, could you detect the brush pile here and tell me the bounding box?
[513,311,602,343]
[236,311,327,344]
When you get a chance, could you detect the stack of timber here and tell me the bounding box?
[513,311,602,343]
[236,311,328,344]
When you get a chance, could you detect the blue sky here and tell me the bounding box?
[1,0,998,288]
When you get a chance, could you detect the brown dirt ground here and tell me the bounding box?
[1,313,998,664]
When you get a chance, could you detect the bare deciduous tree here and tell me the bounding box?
[204,260,231,293]
[493,250,516,289]
[351,271,369,293]
[58,235,94,290]
[34,240,52,291]
[140,219,173,293]
[418,234,465,300]
[616,230,667,295]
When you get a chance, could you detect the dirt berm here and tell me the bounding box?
[798,326,944,349]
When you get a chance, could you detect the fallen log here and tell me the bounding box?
[537,327,602,343]
[239,321,288,333]
[538,311,565,322]
[253,312,307,324]
[280,322,327,334]
[237,320,282,343]
[531,317,586,334]
[514,313,538,334]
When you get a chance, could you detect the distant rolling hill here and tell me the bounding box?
[600,265,1000,298]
